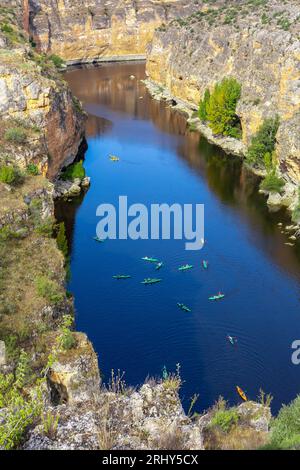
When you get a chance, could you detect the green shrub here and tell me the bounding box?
[0,226,11,242]
[210,408,239,433]
[0,351,42,449]
[34,218,54,237]
[35,275,64,305]
[56,222,68,259]
[292,187,300,223]
[49,54,65,68]
[260,171,285,194]
[246,116,280,167]
[26,163,39,176]
[61,161,85,181]
[198,78,242,138]
[198,89,210,121]
[57,315,77,351]
[4,127,27,144]
[1,23,13,34]
[0,165,16,184]
[265,396,300,449]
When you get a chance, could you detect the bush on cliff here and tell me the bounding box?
[198,89,210,121]
[260,171,285,194]
[264,396,300,449]
[35,275,64,305]
[4,127,27,144]
[210,408,239,433]
[26,163,39,176]
[0,350,42,449]
[56,222,68,259]
[49,54,65,69]
[292,187,300,223]
[0,165,16,184]
[198,78,242,138]
[246,116,280,167]
[61,161,85,181]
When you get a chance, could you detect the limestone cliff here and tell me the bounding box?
[146,0,300,186]
[0,4,86,179]
[27,0,197,63]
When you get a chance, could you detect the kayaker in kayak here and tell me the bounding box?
[227,335,237,345]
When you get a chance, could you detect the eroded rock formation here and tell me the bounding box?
[27,0,197,63]
[146,0,300,186]
[0,5,86,179]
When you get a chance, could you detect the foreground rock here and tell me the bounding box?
[25,376,203,450]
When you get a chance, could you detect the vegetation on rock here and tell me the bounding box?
[260,171,285,194]
[0,350,43,450]
[210,406,239,433]
[0,165,17,184]
[4,127,27,144]
[56,222,68,259]
[35,275,64,305]
[264,395,300,449]
[198,78,242,138]
[246,116,280,167]
[292,188,300,223]
[61,161,85,181]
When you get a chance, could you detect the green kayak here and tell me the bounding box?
[209,293,225,301]
[93,236,104,242]
[178,264,193,271]
[177,303,191,312]
[202,260,208,269]
[155,262,163,270]
[142,256,159,263]
[141,278,162,285]
[112,275,131,280]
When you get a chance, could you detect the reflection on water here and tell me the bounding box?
[59,62,300,413]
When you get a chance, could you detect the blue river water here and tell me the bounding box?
[58,62,300,414]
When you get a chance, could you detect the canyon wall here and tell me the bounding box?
[27,0,197,63]
[0,5,86,178]
[146,0,300,185]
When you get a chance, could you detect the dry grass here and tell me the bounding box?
[98,404,117,450]
[0,175,50,218]
[152,426,187,450]
[204,425,269,450]
[0,232,64,345]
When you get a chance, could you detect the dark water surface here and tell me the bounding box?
[59,62,300,413]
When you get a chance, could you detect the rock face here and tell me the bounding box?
[48,333,101,405]
[27,0,197,63]
[24,379,203,450]
[146,0,300,185]
[0,6,86,179]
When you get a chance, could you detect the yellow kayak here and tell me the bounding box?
[236,386,247,401]
[109,155,120,162]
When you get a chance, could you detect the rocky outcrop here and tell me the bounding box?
[53,176,90,199]
[48,333,101,405]
[25,378,203,450]
[0,6,86,179]
[27,0,197,64]
[146,0,300,187]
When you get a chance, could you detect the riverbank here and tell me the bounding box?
[143,78,300,239]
